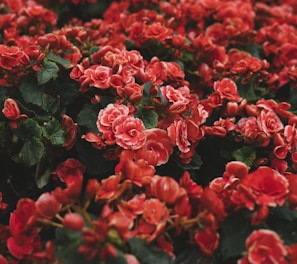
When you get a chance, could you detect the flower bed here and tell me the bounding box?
[0,0,297,263]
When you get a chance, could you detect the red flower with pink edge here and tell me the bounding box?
[161,85,190,114]
[213,78,242,103]
[112,115,146,150]
[84,65,112,89]
[97,103,130,144]
[167,117,191,153]
[134,128,173,166]
[238,229,288,264]
[54,158,86,182]
[2,98,28,128]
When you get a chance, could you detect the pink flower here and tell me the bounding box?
[113,116,146,150]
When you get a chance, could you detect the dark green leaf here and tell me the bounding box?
[237,81,257,101]
[232,146,256,167]
[270,206,297,222]
[244,43,264,59]
[13,138,45,166]
[219,213,256,260]
[267,207,297,244]
[128,238,173,264]
[37,60,59,85]
[135,105,158,129]
[46,52,70,68]
[42,118,65,145]
[14,119,42,141]
[19,75,57,113]
[77,104,99,133]
[56,79,80,106]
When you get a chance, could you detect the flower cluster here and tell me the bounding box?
[0,0,297,263]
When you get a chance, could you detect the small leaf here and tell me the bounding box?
[14,119,42,141]
[36,169,50,189]
[177,152,202,171]
[13,138,45,166]
[37,60,59,85]
[128,238,172,264]
[46,52,70,68]
[232,146,256,167]
[135,105,158,129]
[77,104,100,133]
[42,118,65,145]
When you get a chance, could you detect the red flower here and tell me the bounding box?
[61,114,77,150]
[161,85,190,114]
[0,45,27,71]
[9,198,37,238]
[213,78,242,102]
[55,158,85,182]
[144,22,173,42]
[194,227,219,257]
[240,167,289,207]
[147,175,183,205]
[285,173,297,209]
[113,116,146,150]
[63,213,84,231]
[115,150,155,187]
[238,229,288,264]
[135,128,173,166]
[36,192,62,219]
[2,98,27,128]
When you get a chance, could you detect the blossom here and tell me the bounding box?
[113,116,146,150]
[135,128,173,166]
[213,78,242,102]
[97,103,130,144]
[238,229,288,264]
[239,167,289,207]
[2,98,27,128]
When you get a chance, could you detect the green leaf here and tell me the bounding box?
[128,238,173,264]
[237,81,257,101]
[135,105,158,129]
[46,52,70,68]
[36,169,50,189]
[42,118,65,145]
[19,75,57,113]
[56,79,80,106]
[37,60,59,85]
[77,104,100,133]
[13,138,45,166]
[244,43,264,59]
[14,119,42,141]
[270,206,297,222]
[267,207,297,244]
[232,146,256,167]
[219,213,257,260]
